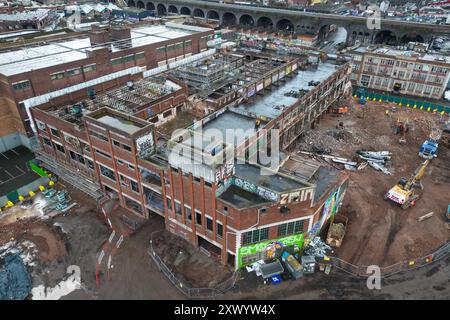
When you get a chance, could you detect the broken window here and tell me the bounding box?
[99,165,115,181]
[217,223,223,238]
[195,211,202,226]
[206,217,213,231]
[185,206,192,221]
[175,201,182,215]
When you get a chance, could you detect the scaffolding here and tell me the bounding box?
[170,53,286,100]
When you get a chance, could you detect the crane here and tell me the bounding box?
[384,160,430,209]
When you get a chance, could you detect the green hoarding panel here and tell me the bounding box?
[29,161,47,177]
[352,87,450,114]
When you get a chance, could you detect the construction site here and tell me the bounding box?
[0,20,449,299]
[295,97,450,267]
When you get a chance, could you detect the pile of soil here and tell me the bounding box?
[153,231,232,288]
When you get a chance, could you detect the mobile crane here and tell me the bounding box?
[384,160,430,209]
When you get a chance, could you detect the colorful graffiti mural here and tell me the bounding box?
[237,233,304,268]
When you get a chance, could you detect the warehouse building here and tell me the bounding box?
[341,43,450,100]
[29,51,352,268]
[0,21,213,152]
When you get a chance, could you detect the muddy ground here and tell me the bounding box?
[297,99,450,267]
[1,182,449,300]
[63,216,183,300]
[224,255,450,300]
[152,230,232,288]
[0,184,109,298]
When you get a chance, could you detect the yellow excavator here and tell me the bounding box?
[384,160,430,209]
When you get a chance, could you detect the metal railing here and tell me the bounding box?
[149,229,449,296]
[148,233,240,299]
[325,241,450,278]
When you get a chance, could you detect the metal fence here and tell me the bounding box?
[353,87,450,114]
[325,241,450,278]
[148,242,240,299]
[149,229,449,297]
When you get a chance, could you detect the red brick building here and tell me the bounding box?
[0,21,213,151]
[30,51,352,269]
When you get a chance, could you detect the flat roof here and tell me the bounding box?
[353,46,450,63]
[234,62,340,119]
[197,110,258,148]
[91,111,145,134]
[310,166,340,203]
[0,9,50,21]
[0,23,211,77]
[235,163,307,193]
[218,184,272,209]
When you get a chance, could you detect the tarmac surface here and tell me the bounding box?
[0,146,37,196]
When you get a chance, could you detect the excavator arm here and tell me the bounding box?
[405,160,430,190]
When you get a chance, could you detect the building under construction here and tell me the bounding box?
[170,52,307,111]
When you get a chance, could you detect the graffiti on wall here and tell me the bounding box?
[136,133,154,155]
[215,161,235,182]
[238,233,305,267]
[279,188,314,205]
[234,177,279,202]
[308,191,338,236]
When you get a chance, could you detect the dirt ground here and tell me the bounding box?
[152,231,232,288]
[2,178,449,300]
[224,255,450,300]
[63,216,183,300]
[0,184,110,297]
[297,98,450,267]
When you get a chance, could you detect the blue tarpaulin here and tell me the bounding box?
[0,254,32,300]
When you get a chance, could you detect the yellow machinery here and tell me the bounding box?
[384,160,430,209]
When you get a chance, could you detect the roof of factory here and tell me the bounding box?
[0,22,211,77]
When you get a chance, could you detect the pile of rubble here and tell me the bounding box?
[297,128,361,155]
[329,223,346,239]
[356,150,392,175]
[284,89,309,99]
[304,237,333,258]
[297,149,393,175]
